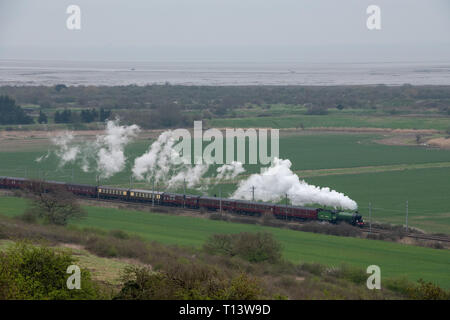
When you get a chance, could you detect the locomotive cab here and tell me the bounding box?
[354,211,365,227]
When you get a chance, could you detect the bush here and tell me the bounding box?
[203,232,282,264]
[326,264,367,285]
[16,209,38,224]
[109,229,130,240]
[297,262,326,276]
[407,279,449,300]
[0,242,101,300]
[114,264,263,300]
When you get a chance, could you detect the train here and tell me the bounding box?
[0,176,365,227]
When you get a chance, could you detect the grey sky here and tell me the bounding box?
[0,0,449,61]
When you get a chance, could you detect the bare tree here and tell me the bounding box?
[25,182,86,226]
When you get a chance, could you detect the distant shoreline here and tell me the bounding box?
[1,60,449,87]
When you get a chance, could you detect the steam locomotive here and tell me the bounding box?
[0,176,365,226]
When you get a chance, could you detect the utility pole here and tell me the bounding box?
[219,186,222,215]
[183,178,186,208]
[152,178,155,207]
[369,202,372,233]
[96,175,100,200]
[252,186,255,201]
[405,200,409,233]
[71,168,74,182]
[285,193,288,220]
[129,175,133,189]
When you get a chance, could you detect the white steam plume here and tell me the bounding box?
[133,132,247,190]
[45,120,139,179]
[132,130,180,183]
[50,132,80,166]
[231,158,357,210]
[216,161,245,181]
[132,130,211,189]
[94,120,140,178]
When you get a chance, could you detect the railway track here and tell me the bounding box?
[83,196,450,244]
[362,226,450,243]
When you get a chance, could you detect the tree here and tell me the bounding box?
[38,110,48,124]
[25,182,86,226]
[99,108,111,122]
[54,109,73,123]
[54,84,67,92]
[0,95,33,125]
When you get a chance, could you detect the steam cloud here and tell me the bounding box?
[132,131,246,189]
[45,124,357,210]
[231,158,357,210]
[94,120,140,178]
[49,132,79,165]
[216,161,245,181]
[46,120,139,178]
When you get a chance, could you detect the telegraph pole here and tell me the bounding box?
[129,175,133,189]
[183,178,186,208]
[219,186,222,215]
[152,178,155,207]
[71,168,74,182]
[405,200,409,232]
[369,202,372,233]
[96,175,100,200]
[285,193,288,220]
[252,186,255,201]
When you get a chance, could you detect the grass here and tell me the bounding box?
[0,239,132,285]
[306,167,450,234]
[2,133,450,182]
[1,133,450,232]
[208,114,450,130]
[0,196,449,288]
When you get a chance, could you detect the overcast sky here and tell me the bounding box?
[0,0,449,62]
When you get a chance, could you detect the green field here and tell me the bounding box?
[307,167,450,233]
[1,133,450,232]
[0,196,449,288]
[208,114,450,130]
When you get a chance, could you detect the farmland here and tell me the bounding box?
[208,114,450,131]
[1,132,450,233]
[0,196,448,289]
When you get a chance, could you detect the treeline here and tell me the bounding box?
[0,95,33,125]
[54,108,111,124]
[1,85,449,128]
[1,84,450,113]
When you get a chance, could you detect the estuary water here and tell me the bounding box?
[1,59,449,86]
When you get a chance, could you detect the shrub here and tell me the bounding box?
[114,264,263,300]
[406,279,449,300]
[203,234,234,256]
[16,209,38,224]
[203,232,282,264]
[327,264,367,285]
[233,232,282,263]
[297,262,326,276]
[109,229,130,240]
[0,242,101,300]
